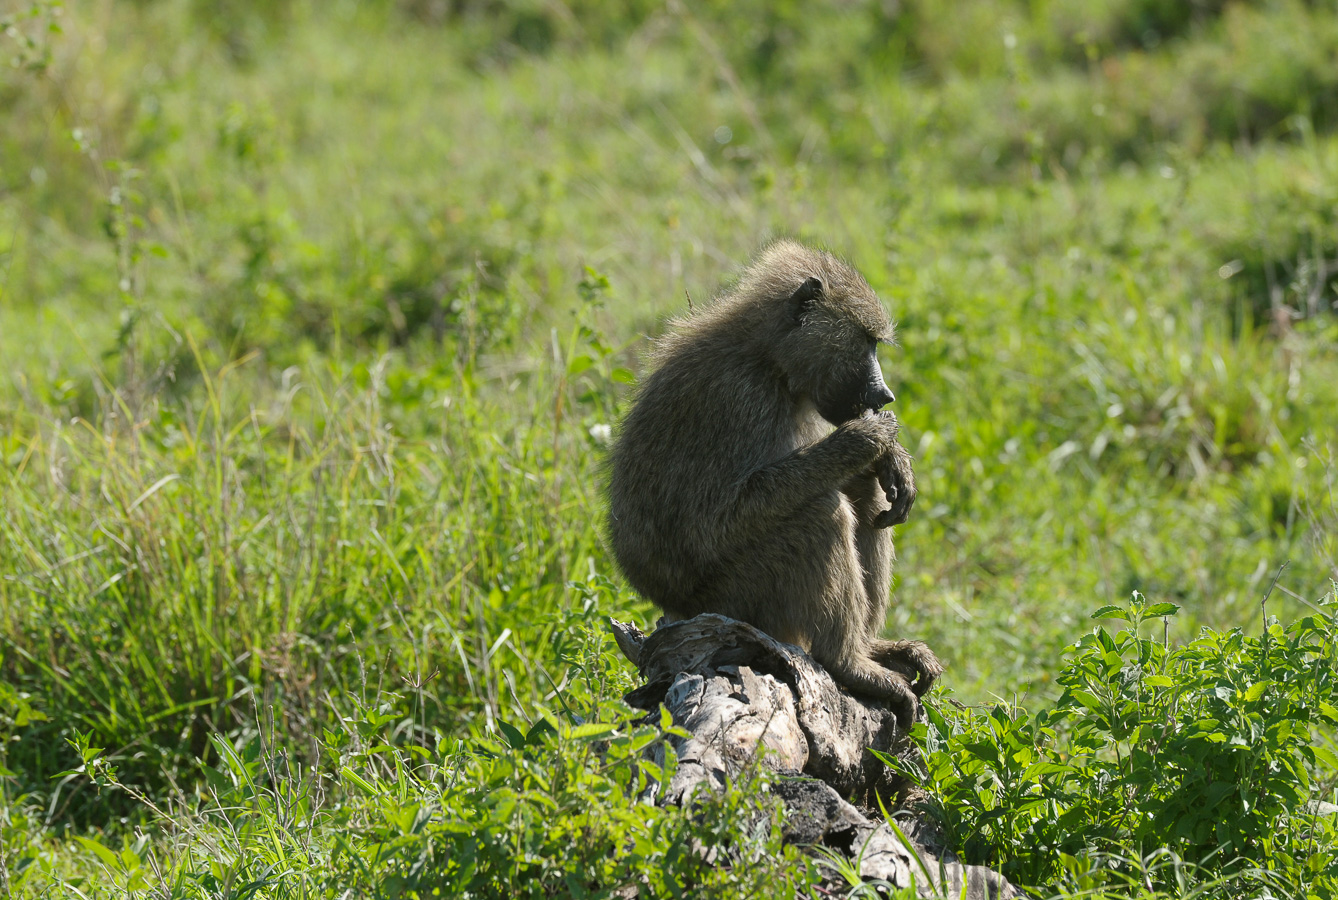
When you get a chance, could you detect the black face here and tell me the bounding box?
[814,342,895,425]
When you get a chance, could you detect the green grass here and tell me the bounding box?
[2,0,1337,895]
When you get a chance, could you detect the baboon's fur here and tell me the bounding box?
[608,240,941,724]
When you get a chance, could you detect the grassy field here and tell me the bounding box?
[2,0,1337,896]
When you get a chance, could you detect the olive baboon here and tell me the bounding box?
[607,240,941,724]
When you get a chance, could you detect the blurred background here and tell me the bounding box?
[1,0,1337,891]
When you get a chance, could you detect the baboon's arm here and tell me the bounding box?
[723,414,897,538]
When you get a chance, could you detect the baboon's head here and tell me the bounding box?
[783,276,897,424]
[752,243,896,425]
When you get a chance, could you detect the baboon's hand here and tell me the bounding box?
[845,409,902,455]
[871,639,942,698]
[873,440,916,528]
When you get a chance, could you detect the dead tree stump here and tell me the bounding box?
[611,613,1029,899]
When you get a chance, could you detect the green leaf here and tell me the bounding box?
[1202,782,1236,810]
[924,702,949,735]
[340,766,379,796]
[73,835,121,871]
[1313,745,1338,772]
[1243,681,1269,702]
[611,367,637,385]
[1069,690,1105,713]
[525,717,557,746]
[1091,606,1128,621]
[962,740,1001,765]
[569,722,617,740]
[567,355,594,376]
[498,720,526,749]
[1024,761,1073,778]
[1144,602,1180,617]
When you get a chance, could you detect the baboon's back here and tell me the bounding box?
[607,320,794,611]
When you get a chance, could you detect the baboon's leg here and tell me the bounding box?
[692,490,851,652]
[845,460,939,700]
[842,470,894,637]
[827,652,920,728]
[696,490,921,725]
[790,495,919,727]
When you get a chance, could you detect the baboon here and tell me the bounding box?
[607,240,941,725]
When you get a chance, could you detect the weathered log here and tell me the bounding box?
[611,614,1029,900]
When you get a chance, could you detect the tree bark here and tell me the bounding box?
[612,613,1029,899]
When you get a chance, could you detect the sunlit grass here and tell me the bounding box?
[3,0,1337,895]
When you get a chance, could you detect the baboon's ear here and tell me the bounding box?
[788,277,823,326]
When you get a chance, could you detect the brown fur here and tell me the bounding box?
[607,240,941,724]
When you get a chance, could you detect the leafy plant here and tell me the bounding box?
[45,695,820,897]
[898,590,1338,894]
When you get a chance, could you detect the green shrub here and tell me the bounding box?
[898,590,1338,894]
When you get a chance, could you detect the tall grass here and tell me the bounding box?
[3,0,1338,895]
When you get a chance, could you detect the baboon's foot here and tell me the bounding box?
[870,639,942,697]
[827,657,919,729]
